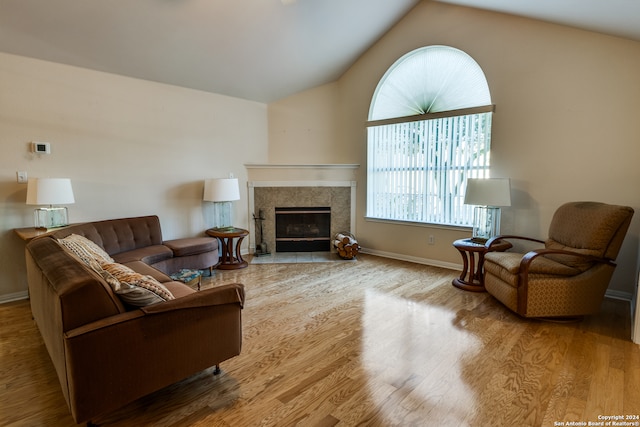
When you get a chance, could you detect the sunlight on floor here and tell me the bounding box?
[361,289,481,425]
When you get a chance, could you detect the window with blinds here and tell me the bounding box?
[366,46,494,227]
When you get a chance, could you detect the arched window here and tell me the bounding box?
[366,45,494,226]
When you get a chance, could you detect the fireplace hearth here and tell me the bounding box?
[275,207,331,252]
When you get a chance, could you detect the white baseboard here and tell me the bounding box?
[0,291,29,305]
[360,247,461,271]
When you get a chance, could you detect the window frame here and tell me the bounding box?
[366,46,494,229]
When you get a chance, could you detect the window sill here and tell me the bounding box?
[364,216,472,232]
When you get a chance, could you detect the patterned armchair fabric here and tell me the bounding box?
[483,202,634,318]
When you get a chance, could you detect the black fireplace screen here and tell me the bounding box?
[275,207,331,252]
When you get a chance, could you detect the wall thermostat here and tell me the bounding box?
[32,141,51,154]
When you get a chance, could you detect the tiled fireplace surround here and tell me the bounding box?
[246,164,359,255]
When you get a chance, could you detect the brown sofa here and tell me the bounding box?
[25,216,245,425]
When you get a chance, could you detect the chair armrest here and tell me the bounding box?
[519,248,615,276]
[485,235,545,250]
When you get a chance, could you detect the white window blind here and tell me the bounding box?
[367,111,492,226]
[366,46,493,227]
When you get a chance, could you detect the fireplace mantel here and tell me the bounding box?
[245,163,359,184]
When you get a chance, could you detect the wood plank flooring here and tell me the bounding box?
[1,254,639,426]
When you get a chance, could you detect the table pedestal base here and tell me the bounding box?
[452,277,486,292]
[452,238,511,292]
[206,228,249,270]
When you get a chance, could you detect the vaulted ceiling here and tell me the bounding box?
[1,0,638,103]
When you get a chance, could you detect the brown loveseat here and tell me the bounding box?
[25,216,245,425]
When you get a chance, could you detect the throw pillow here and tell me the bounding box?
[58,234,114,266]
[102,262,175,307]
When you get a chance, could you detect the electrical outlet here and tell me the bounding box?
[428,235,435,245]
[16,171,28,183]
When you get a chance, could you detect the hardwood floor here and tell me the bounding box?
[1,254,639,426]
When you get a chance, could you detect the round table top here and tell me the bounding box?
[206,227,249,238]
[453,238,511,252]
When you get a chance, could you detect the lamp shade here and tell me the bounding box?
[464,178,511,207]
[203,178,240,202]
[26,178,75,205]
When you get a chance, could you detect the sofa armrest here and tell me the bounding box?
[163,236,218,257]
[142,283,245,313]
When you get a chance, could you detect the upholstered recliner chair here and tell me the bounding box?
[483,201,634,319]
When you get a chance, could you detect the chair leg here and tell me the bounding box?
[213,364,221,375]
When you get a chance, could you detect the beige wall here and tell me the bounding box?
[268,2,640,295]
[0,52,268,301]
[2,2,640,301]
[267,82,340,164]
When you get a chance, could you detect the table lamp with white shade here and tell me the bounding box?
[464,178,511,243]
[26,178,75,229]
[203,177,240,230]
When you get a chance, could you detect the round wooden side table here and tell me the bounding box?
[452,238,512,292]
[206,227,249,270]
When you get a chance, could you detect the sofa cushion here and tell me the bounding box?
[111,245,173,265]
[58,234,114,266]
[164,237,218,257]
[102,263,175,307]
[48,216,165,256]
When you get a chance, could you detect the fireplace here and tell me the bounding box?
[275,207,331,252]
[247,170,358,255]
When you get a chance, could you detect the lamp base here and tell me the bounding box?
[34,207,69,229]
[212,201,233,229]
[471,206,501,242]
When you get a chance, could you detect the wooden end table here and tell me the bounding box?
[206,227,249,270]
[452,238,512,292]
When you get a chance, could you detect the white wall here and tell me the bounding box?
[268,2,640,296]
[0,52,268,301]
